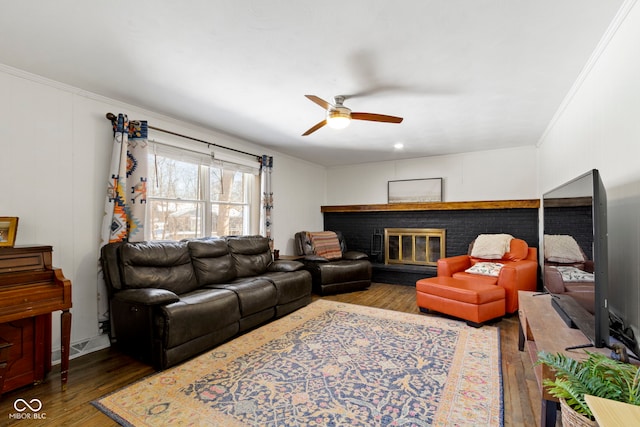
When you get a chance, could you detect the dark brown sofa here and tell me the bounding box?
[100,235,312,369]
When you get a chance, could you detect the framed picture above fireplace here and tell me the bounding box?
[388,178,442,203]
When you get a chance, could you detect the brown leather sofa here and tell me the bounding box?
[433,237,538,314]
[294,231,371,295]
[101,235,312,369]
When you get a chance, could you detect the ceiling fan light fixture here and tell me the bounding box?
[302,94,402,136]
[326,109,351,129]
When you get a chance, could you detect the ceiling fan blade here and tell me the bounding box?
[351,112,403,123]
[305,95,332,110]
[302,119,327,136]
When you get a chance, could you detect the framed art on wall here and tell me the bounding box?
[388,178,442,203]
[0,217,19,247]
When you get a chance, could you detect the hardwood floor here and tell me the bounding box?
[0,283,544,426]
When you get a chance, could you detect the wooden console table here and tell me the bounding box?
[518,291,610,427]
[0,245,72,394]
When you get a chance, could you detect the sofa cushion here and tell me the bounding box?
[120,241,199,294]
[315,259,370,285]
[226,236,273,277]
[188,239,237,285]
[259,270,312,305]
[159,288,240,348]
[452,272,498,286]
[208,278,277,317]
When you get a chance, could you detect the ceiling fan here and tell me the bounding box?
[302,95,403,136]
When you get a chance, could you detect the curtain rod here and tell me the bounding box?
[105,112,262,161]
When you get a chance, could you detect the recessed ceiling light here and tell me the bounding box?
[394,143,404,150]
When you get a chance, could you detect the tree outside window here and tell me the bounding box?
[146,152,252,240]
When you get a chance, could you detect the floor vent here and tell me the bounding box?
[51,334,111,365]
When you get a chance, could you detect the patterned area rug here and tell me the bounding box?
[94,300,503,426]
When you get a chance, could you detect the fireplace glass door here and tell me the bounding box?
[385,228,446,266]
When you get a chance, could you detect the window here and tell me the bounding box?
[145,143,259,241]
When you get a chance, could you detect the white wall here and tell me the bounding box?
[271,153,326,255]
[0,65,325,358]
[326,145,537,205]
[537,1,640,339]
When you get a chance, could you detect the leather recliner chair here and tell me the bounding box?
[294,231,371,295]
[436,236,538,313]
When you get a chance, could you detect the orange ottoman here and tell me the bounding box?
[416,276,506,327]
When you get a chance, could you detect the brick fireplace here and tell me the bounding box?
[322,200,539,285]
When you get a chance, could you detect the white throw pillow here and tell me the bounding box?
[470,234,513,259]
[544,235,585,263]
[465,262,504,277]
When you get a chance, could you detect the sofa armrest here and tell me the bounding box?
[303,255,330,263]
[112,288,180,306]
[497,259,538,312]
[343,251,368,261]
[543,266,566,294]
[584,260,594,273]
[437,255,471,276]
[268,260,305,272]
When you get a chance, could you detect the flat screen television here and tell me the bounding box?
[542,169,609,349]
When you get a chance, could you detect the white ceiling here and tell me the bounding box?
[0,1,624,166]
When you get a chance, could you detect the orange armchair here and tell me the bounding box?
[436,237,538,313]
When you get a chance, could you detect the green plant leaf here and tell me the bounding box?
[537,350,640,416]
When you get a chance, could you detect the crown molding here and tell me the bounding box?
[0,62,105,98]
[0,62,270,156]
[537,0,638,147]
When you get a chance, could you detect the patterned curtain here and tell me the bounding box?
[100,113,149,244]
[260,155,274,247]
[97,113,149,325]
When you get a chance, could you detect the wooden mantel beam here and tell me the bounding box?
[321,199,540,213]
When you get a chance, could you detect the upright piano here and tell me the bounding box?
[0,245,72,394]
